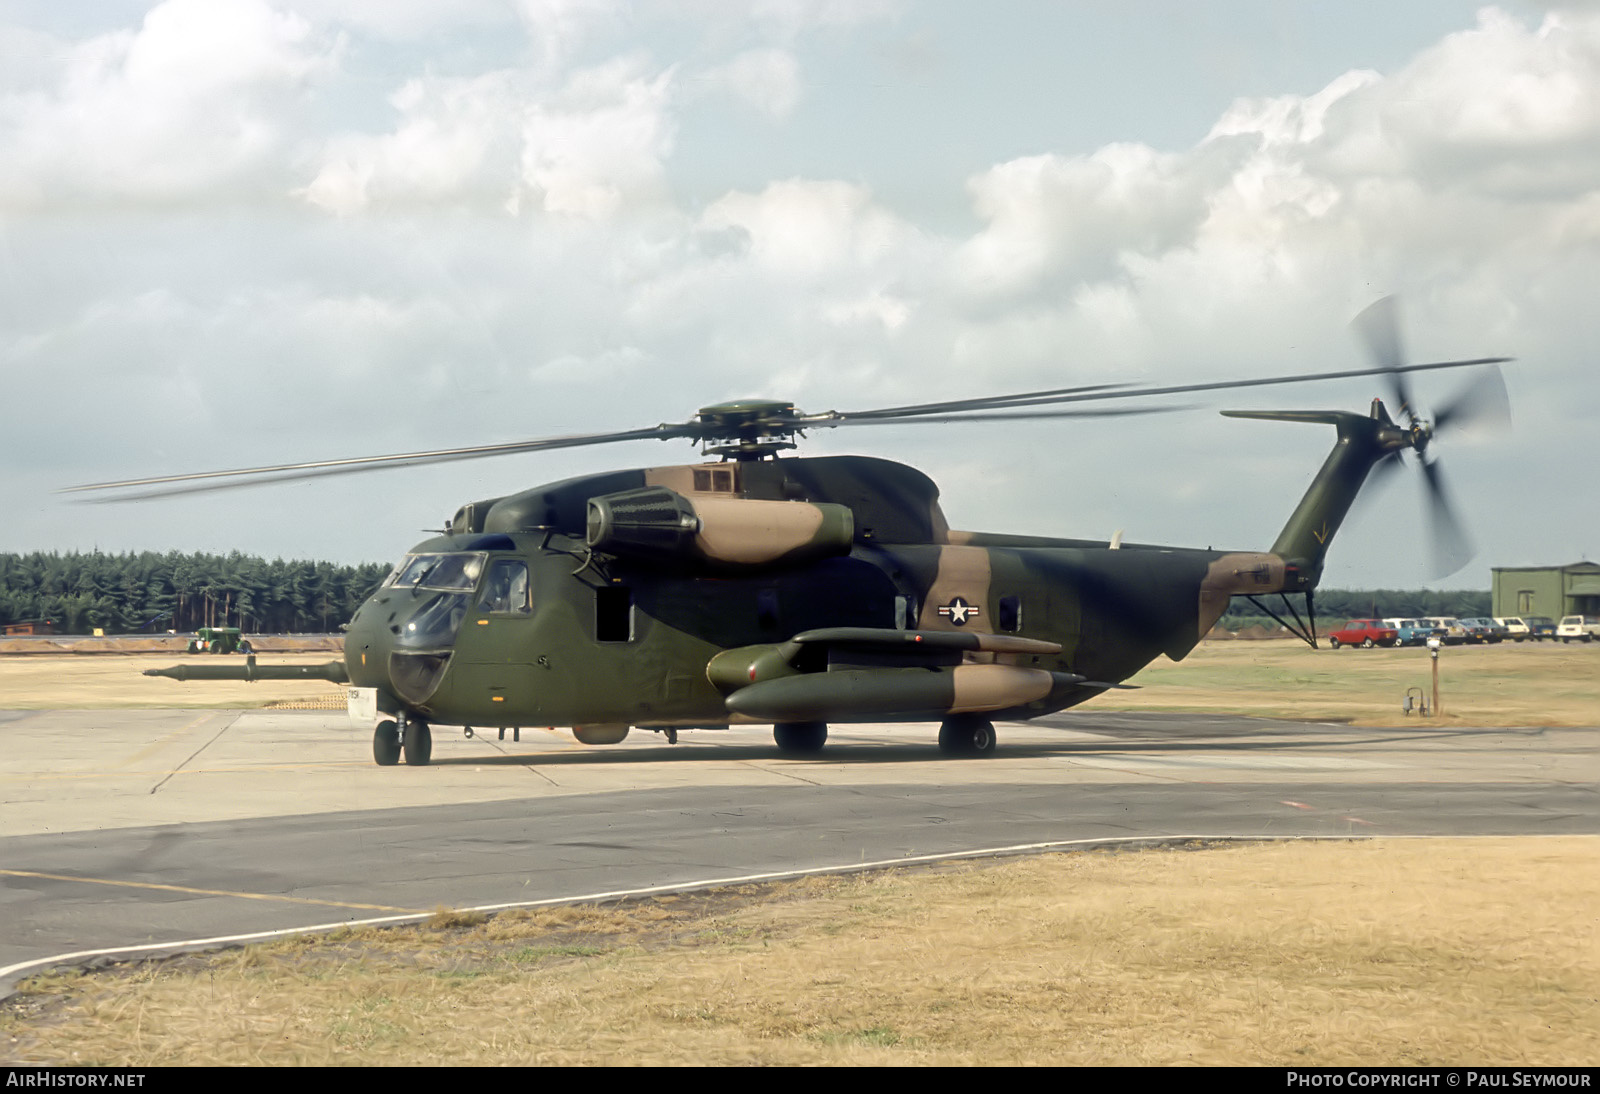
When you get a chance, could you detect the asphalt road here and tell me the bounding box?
[1,708,1595,992]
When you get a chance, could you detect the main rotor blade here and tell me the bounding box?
[64,343,1511,501]
[825,404,1194,427]
[829,356,1509,423]
[1419,456,1474,579]
[61,422,698,497]
[1433,365,1511,436]
[825,382,1132,422]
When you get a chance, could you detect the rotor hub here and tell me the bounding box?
[695,399,806,460]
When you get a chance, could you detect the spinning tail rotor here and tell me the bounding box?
[1351,297,1511,578]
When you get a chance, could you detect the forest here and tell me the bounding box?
[0,551,391,635]
[0,549,1490,636]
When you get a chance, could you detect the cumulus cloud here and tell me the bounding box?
[301,71,524,214]
[515,0,625,75]
[302,52,677,220]
[952,143,1227,299]
[0,0,336,207]
[701,179,911,277]
[944,5,1600,340]
[6,4,1600,579]
[518,55,677,218]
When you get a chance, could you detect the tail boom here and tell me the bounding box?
[1223,401,1412,588]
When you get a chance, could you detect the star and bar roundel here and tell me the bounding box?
[937,596,980,626]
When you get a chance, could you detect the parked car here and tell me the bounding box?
[1496,616,1557,641]
[1458,617,1507,643]
[1327,619,1400,649]
[1419,616,1469,645]
[1525,616,1558,640]
[1383,618,1444,646]
[1557,615,1600,642]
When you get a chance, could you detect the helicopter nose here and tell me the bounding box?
[375,590,471,704]
[343,594,395,689]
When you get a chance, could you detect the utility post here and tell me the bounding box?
[1427,635,1442,717]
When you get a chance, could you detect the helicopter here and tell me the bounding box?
[74,299,1511,765]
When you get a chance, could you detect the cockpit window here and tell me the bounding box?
[479,559,531,614]
[387,552,486,591]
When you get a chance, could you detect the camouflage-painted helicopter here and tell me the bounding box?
[74,299,1509,764]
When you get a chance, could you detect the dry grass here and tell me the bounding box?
[5,838,1596,1066]
[1096,637,1599,726]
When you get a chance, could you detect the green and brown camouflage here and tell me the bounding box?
[146,397,1412,760]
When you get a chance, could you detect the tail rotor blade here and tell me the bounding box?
[1419,457,1474,579]
[1352,295,1417,424]
[1367,449,1406,494]
[1434,365,1511,436]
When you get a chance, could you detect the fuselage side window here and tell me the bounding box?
[480,558,531,614]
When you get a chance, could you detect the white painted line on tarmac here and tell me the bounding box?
[0,831,1297,997]
[10,831,1578,1000]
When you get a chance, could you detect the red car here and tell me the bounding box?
[1327,619,1399,649]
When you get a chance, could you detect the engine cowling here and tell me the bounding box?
[586,486,853,570]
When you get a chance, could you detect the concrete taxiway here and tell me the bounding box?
[1,707,1595,990]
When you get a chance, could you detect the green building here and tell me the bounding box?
[1491,561,1600,619]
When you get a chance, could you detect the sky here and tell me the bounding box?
[3,0,1597,589]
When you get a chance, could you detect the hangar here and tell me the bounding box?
[1491,561,1600,620]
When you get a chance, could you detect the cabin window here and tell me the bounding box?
[596,585,634,642]
[480,559,531,614]
[998,596,1022,632]
[387,552,486,591]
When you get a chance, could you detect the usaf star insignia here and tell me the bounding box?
[937,597,980,626]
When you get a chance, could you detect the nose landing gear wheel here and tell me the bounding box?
[774,721,827,754]
[939,714,997,756]
[402,717,432,766]
[373,719,400,766]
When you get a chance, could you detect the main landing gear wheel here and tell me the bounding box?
[402,717,432,766]
[774,721,827,754]
[373,719,400,766]
[939,714,997,757]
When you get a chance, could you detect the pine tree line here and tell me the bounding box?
[0,551,391,635]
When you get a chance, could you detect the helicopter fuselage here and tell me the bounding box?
[140,397,1429,760]
[341,454,1292,735]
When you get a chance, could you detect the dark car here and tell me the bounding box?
[1524,616,1557,640]
[1457,617,1505,643]
[1327,619,1399,649]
